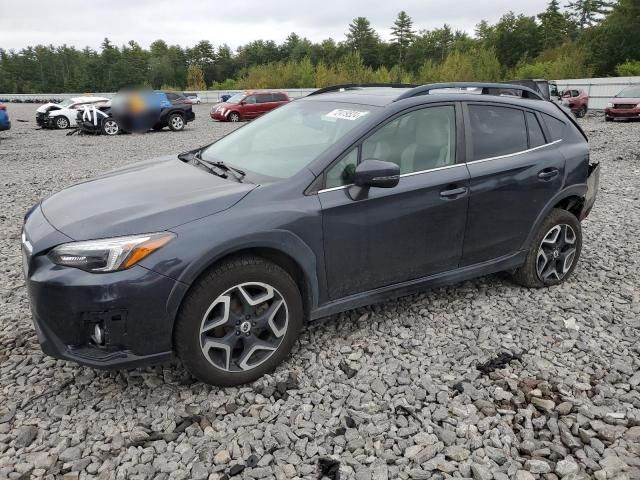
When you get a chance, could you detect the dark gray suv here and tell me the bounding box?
[21,83,600,386]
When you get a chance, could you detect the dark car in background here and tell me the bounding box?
[561,89,590,118]
[210,91,290,122]
[0,104,10,131]
[22,82,599,386]
[605,85,640,121]
[77,91,195,134]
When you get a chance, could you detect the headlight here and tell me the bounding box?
[48,232,175,273]
[606,102,614,108]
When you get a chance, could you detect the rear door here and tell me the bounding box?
[460,103,566,266]
[319,104,470,299]
[256,93,274,116]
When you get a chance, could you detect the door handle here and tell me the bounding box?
[440,186,468,198]
[538,168,559,180]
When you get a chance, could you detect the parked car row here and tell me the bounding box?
[34,91,195,135]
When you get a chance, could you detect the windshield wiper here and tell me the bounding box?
[178,149,230,179]
[204,160,246,182]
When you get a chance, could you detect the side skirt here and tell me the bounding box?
[310,250,526,321]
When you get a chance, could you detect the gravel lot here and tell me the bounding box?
[0,103,639,480]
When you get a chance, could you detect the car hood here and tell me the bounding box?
[612,97,640,104]
[36,103,63,113]
[41,156,256,240]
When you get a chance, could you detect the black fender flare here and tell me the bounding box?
[522,184,587,251]
[166,229,320,321]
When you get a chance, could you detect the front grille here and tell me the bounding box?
[614,104,637,110]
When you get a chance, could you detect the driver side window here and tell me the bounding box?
[244,95,257,104]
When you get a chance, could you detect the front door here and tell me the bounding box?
[319,104,470,300]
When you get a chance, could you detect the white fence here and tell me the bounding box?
[554,76,640,110]
[2,78,639,109]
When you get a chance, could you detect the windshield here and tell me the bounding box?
[59,99,74,107]
[201,101,379,179]
[617,85,640,98]
[225,93,245,104]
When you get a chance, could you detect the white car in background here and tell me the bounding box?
[185,93,201,104]
[36,96,110,129]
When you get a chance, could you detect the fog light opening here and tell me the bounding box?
[92,323,105,346]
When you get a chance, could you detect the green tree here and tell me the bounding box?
[538,0,574,49]
[616,60,640,76]
[186,64,206,90]
[567,0,614,29]
[390,11,415,65]
[345,17,381,67]
[494,12,542,69]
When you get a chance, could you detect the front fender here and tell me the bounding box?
[522,183,587,251]
[165,229,320,322]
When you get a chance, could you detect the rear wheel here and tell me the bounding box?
[168,113,185,131]
[228,112,241,122]
[175,256,303,387]
[101,118,120,136]
[55,116,70,129]
[511,209,582,288]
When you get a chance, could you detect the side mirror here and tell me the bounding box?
[239,101,246,105]
[353,159,400,189]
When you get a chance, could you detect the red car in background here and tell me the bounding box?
[210,91,290,122]
[605,85,640,122]
[560,89,589,118]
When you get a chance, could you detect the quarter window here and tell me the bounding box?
[468,105,527,160]
[361,106,456,175]
[526,112,546,148]
[542,114,565,142]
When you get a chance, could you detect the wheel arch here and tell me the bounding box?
[522,185,587,251]
[167,235,320,328]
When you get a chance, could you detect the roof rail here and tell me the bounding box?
[394,82,545,102]
[308,83,417,97]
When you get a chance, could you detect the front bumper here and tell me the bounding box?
[22,206,184,369]
[210,110,228,121]
[605,107,640,119]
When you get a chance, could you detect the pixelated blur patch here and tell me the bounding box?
[111,90,163,133]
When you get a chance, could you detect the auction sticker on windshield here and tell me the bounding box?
[324,109,370,121]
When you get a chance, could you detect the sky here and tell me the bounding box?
[0,0,549,51]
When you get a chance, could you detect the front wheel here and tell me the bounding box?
[228,112,241,122]
[175,256,303,387]
[576,106,587,118]
[168,113,185,131]
[55,116,70,129]
[511,209,582,288]
[101,118,120,136]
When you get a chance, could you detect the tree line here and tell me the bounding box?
[0,0,638,94]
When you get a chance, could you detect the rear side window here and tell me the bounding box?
[166,92,180,101]
[526,112,546,148]
[468,105,527,160]
[542,114,565,142]
[256,94,273,103]
[273,93,288,102]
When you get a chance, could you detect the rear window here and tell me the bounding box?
[542,114,565,142]
[526,112,546,148]
[273,93,288,102]
[468,105,528,160]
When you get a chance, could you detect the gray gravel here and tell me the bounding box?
[1,104,639,480]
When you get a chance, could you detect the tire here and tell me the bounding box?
[152,124,164,131]
[511,209,582,288]
[54,116,70,129]
[228,111,241,122]
[175,256,303,387]
[167,113,185,131]
[577,106,587,118]
[101,118,120,136]
[605,116,613,122]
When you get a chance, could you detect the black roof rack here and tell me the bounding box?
[308,83,417,97]
[394,82,545,102]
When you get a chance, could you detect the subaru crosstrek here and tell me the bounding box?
[22,83,600,386]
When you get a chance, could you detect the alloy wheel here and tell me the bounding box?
[56,117,69,129]
[199,282,289,372]
[171,116,184,130]
[103,120,119,135]
[229,113,240,122]
[536,224,577,282]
